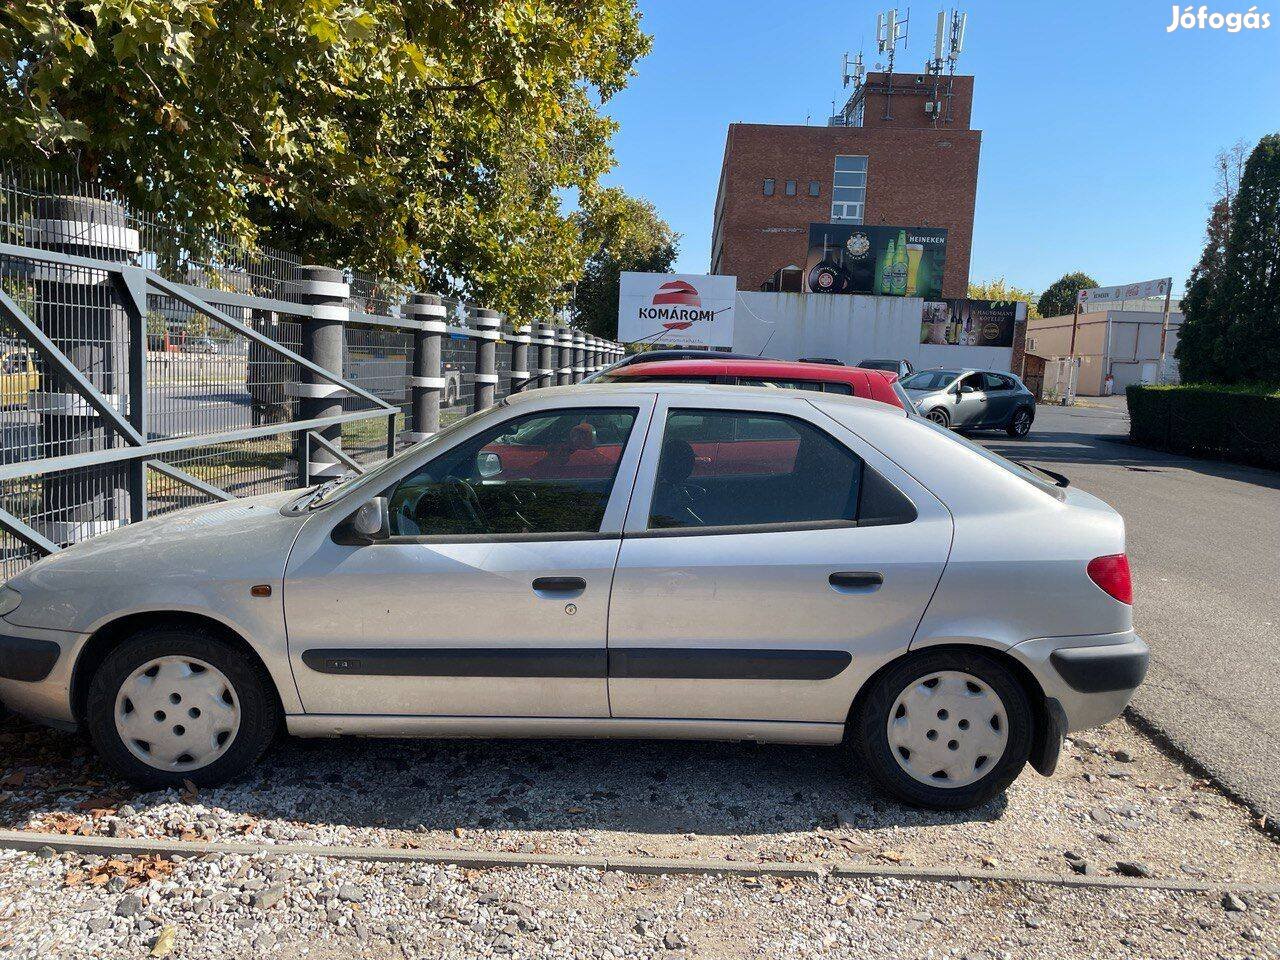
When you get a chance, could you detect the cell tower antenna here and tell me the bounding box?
[877,7,909,121]
[941,9,967,125]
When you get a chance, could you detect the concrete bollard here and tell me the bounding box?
[406,293,448,442]
[293,265,349,482]
[471,307,501,411]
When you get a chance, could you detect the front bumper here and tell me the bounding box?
[1011,630,1148,733]
[0,620,84,728]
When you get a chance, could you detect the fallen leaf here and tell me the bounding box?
[151,925,176,957]
[1,771,25,788]
[180,779,198,802]
[63,869,87,887]
[879,850,905,863]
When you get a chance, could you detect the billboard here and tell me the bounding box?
[920,299,1025,348]
[618,272,736,348]
[1077,277,1172,307]
[805,224,948,299]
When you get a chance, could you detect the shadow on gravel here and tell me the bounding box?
[0,713,1007,838]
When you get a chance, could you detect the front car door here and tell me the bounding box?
[951,373,988,426]
[284,395,654,718]
[606,392,952,729]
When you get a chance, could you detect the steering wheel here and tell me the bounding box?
[442,477,487,532]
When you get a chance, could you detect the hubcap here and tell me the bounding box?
[1013,412,1030,434]
[114,656,240,772]
[886,670,1008,789]
[927,409,948,425]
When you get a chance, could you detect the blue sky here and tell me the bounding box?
[598,0,1279,295]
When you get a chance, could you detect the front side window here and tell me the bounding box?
[831,155,868,223]
[983,373,1015,392]
[902,370,959,391]
[388,407,638,537]
[648,409,862,530]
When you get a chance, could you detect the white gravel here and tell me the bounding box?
[0,848,1277,959]
[4,715,1278,884]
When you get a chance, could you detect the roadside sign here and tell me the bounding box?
[618,272,736,348]
[1076,278,1172,307]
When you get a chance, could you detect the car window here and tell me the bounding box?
[387,407,638,537]
[822,382,854,395]
[648,409,863,530]
[982,373,1014,391]
[957,374,984,394]
[902,370,959,391]
[736,377,825,393]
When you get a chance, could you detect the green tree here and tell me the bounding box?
[571,188,678,339]
[1216,133,1280,384]
[1036,271,1099,318]
[968,277,1040,319]
[1175,198,1232,383]
[0,0,650,325]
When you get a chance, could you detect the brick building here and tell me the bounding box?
[709,72,981,299]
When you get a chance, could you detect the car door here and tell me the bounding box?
[284,397,654,718]
[607,392,952,726]
[951,373,988,426]
[981,372,1018,425]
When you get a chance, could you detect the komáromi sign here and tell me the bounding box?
[618,272,737,348]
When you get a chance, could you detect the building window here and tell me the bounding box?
[763,179,775,196]
[831,155,867,223]
[808,181,820,197]
[785,180,797,196]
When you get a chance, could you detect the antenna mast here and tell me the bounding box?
[943,9,966,125]
[877,7,909,121]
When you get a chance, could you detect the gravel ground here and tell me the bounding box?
[2,714,1278,884]
[0,848,1277,960]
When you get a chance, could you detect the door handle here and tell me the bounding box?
[532,576,586,593]
[828,571,883,591]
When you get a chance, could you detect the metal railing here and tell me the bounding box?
[0,169,624,580]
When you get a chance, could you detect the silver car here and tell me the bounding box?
[0,383,1146,809]
[902,368,1037,437]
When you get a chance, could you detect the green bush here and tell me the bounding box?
[1126,383,1280,469]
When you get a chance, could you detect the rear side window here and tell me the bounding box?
[648,410,863,530]
[735,377,824,393]
[822,382,854,395]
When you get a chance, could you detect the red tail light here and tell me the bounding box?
[1087,554,1132,605]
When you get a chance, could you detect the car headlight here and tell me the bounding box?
[0,585,21,618]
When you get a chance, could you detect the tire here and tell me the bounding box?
[85,625,280,789]
[850,649,1033,809]
[925,407,950,428]
[1006,407,1033,438]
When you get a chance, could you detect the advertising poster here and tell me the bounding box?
[805,224,948,299]
[618,272,736,347]
[920,299,1025,347]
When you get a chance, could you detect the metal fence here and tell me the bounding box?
[0,169,623,581]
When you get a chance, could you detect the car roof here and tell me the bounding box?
[507,379,909,418]
[606,358,902,407]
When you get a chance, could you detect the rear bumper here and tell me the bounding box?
[0,620,82,728]
[1011,630,1148,733]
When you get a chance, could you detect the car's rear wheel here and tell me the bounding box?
[925,407,950,428]
[851,649,1033,809]
[85,625,279,789]
[1006,407,1033,438]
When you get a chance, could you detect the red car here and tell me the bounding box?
[596,358,906,409]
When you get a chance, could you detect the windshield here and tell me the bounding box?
[292,408,489,510]
[902,370,960,391]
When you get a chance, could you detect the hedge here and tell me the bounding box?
[1126,383,1280,469]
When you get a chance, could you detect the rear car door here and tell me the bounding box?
[981,372,1018,425]
[284,398,654,718]
[607,393,952,726]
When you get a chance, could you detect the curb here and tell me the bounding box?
[3,830,1278,896]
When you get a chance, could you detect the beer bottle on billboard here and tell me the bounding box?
[890,230,909,295]
[879,238,895,295]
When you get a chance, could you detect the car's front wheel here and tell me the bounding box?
[925,407,950,428]
[1006,407,1033,438]
[851,649,1033,809]
[85,625,280,789]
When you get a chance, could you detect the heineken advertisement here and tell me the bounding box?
[805,224,948,298]
[920,299,1025,348]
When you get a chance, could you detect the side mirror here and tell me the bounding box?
[958,383,976,395]
[334,497,389,545]
[476,451,503,479]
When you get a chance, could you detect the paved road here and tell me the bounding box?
[979,398,1280,822]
